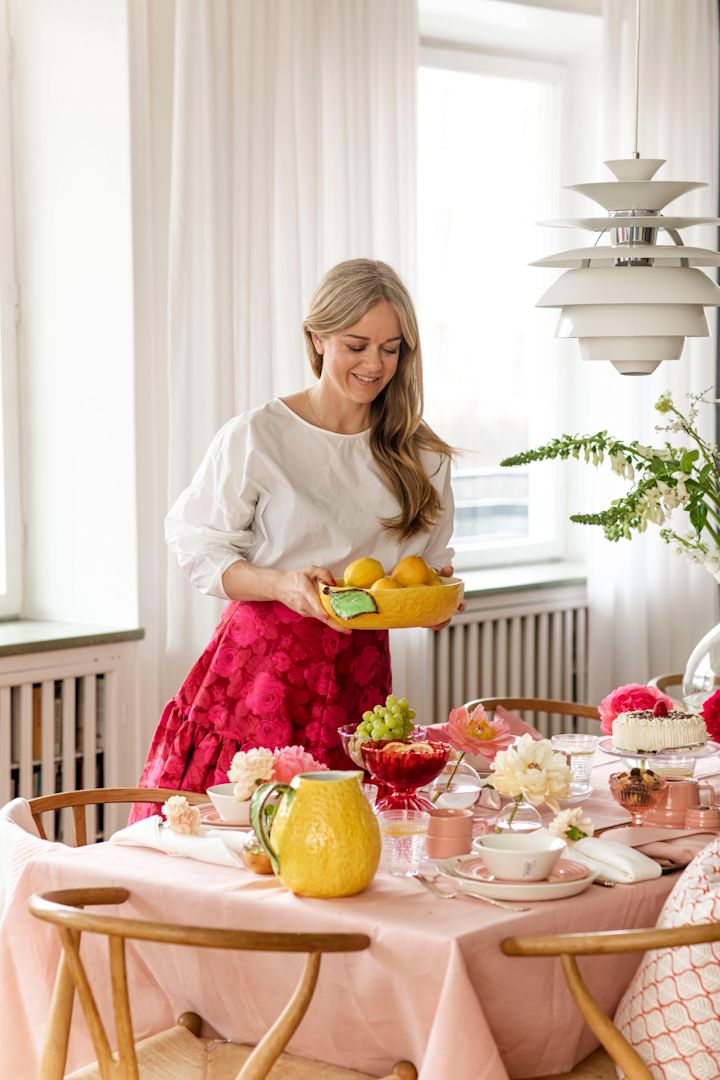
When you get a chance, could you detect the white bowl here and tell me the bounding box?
[207,782,251,824]
[472,832,566,881]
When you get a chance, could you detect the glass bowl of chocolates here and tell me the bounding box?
[609,768,667,825]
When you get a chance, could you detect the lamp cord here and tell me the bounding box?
[633,0,641,158]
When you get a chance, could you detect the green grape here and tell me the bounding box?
[386,694,397,707]
[373,704,383,715]
[362,711,373,722]
[407,710,416,720]
[398,698,408,708]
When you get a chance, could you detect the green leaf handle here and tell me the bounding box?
[250,782,290,875]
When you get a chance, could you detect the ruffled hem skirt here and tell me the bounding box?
[130,600,391,821]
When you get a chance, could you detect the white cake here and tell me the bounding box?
[612,709,707,753]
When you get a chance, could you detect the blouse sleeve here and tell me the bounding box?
[420,454,456,569]
[165,416,258,599]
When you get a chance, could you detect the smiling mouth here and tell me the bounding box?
[352,373,381,385]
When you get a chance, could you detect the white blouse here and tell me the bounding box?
[166,398,455,599]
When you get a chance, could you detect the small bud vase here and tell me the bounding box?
[493,796,543,834]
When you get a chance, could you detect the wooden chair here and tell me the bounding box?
[466,697,600,737]
[29,887,417,1080]
[28,787,210,846]
[647,673,684,695]
[501,921,720,1079]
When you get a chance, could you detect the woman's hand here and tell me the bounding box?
[275,566,352,635]
[430,564,465,632]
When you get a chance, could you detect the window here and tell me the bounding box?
[0,3,21,616]
[417,2,601,569]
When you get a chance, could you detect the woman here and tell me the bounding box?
[131,259,456,816]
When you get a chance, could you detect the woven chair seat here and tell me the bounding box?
[535,1047,616,1080]
[66,1022,386,1080]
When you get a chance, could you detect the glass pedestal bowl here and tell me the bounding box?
[360,740,451,812]
[609,770,667,826]
[338,724,366,770]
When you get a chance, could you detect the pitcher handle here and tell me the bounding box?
[251,781,291,875]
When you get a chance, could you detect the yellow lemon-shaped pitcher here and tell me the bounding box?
[251,771,380,898]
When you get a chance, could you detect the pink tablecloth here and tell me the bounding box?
[1,756,717,1080]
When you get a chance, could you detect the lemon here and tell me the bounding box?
[391,555,431,587]
[427,567,443,586]
[370,576,402,592]
[343,557,385,589]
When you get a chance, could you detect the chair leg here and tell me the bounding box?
[177,1011,203,1037]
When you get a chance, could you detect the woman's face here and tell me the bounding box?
[312,300,402,407]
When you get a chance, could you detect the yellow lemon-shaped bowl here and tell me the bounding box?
[319,576,464,629]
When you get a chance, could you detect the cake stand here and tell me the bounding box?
[598,737,720,776]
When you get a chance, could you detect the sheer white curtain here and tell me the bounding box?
[583,0,719,700]
[164,0,417,689]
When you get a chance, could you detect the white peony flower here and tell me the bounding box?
[489,734,571,813]
[162,795,202,836]
[228,747,276,802]
[549,808,593,841]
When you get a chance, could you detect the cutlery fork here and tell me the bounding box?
[413,873,530,912]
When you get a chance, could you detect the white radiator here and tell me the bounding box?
[0,641,140,840]
[389,580,590,738]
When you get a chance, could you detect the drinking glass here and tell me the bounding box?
[550,734,599,794]
[377,810,429,876]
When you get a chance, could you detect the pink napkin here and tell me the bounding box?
[493,705,544,741]
[602,825,716,868]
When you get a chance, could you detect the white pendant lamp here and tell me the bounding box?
[534,2,720,376]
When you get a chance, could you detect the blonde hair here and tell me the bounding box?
[303,259,453,540]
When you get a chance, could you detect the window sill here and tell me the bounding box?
[0,620,144,658]
[461,560,586,599]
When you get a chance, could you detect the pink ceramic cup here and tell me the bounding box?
[426,833,473,859]
[685,806,720,830]
[426,808,473,858]
[427,808,474,837]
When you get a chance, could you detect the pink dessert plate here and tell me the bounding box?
[198,805,250,831]
[438,854,596,901]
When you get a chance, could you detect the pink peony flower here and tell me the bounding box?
[272,745,328,784]
[598,683,675,736]
[428,703,516,762]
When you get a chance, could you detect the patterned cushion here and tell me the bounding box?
[614,835,720,1078]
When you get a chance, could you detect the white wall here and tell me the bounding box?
[10,0,137,625]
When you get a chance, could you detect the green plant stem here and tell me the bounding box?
[495,794,523,833]
[431,751,465,805]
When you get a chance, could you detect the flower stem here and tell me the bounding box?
[431,751,465,804]
[495,794,524,833]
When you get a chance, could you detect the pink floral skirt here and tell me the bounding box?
[129,600,391,822]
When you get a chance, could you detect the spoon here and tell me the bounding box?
[413,872,530,912]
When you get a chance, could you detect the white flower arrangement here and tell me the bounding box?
[162,795,202,835]
[227,747,276,802]
[489,734,571,814]
[549,807,594,842]
[501,389,720,582]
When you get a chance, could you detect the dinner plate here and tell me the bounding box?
[438,855,597,901]
[198,805,249,830]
